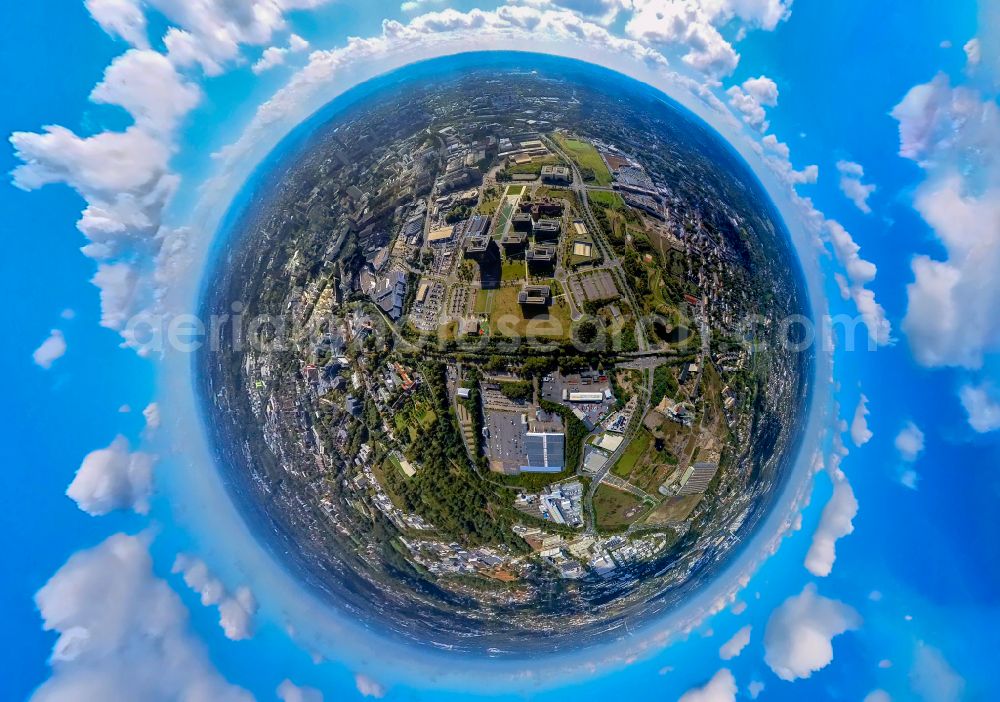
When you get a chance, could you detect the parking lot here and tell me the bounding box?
[411,280,445,331]
[485,409,527,474]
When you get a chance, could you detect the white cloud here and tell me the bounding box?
[753,133,819,187]
[91,261,143,333]
[85,0,331,75]
[253,45,292,74]
[354,673,386,698]
[902,176,1000,367]
[252,34,311,74]
[760,133,789,159]
[31,533,251,702]
[850,393,873,446]
[527,0,632,25]
[865,691,892,702]
[892,73,1000,369]
[747,680,764,699]
[623,0,791,76]
[910,642,965,702]
[172,554,258,641]
[825,220,892,346]
[836,159,876,213]
[958,382,1000,432]
[894,421,925,461]
[91,49,201,135]
[963,38,981,67]
[143,401,161,432]
[805,475,857,577]
[726,75,778,131]
[66,435,155,516]
[33,329,67,369]
[9,48,197,347]
[10,125,172,198]
[277,679,323,702]
[718,625,752,660]
[401,0,447,14]
[85,0,150,47]
[625,1,739,77]
[763,583,860,680]
[678,668,737,702]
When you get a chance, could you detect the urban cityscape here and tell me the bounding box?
[199,62,812,653]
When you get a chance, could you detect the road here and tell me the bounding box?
[542,134,650,355]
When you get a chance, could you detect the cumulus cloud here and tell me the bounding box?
[825,220,892,346]
[526,0,632,25]
[10,125,172,199]
[85,0,331,75]
[726,75,778,131]
[33,329,67,369]
[747,680,764,699]
[895,421,925,461]
[355,673,386,698]
[893,75,1000,369]
[31,533,251,702]
[963,38,981,68]
[66,435,155,516]
[172,555,258,641]
[401,0,446,14]
[20,2,344,349]
[626,0,739,77]
[252,33,310,74]
[678,668,737,702]
[9,48,198,347]
[278,679,324,702]
[865,691,892,702]
[85,0,149,47]
[718,625,752,660]
[850,393,873,446]
[754,133,818,186]
[805,476,857,577]
[143,401,161,432]
[763,583,861,680]
[91,49,201,135]
[623,0,791,76]
[836,159,876,213]
[910,642,965,702]
[958,382,1000,432]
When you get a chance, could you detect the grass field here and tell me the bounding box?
[535,186,580,211]
[507,154,564,175]
[588,190,624,209]
[501,258,525,282]
[506,184,526,195]
[554,134,612,185]
[494,201,515,238]
[593,483,646,531]
[477,196,501,215]
[644,495,702,525]
[489,287,571,339]
[611,428,652,479]
[474,288,490,314]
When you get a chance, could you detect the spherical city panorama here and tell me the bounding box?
[196,53,813,657]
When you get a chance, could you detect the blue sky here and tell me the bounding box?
[2,1,999,701]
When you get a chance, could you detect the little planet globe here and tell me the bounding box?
[197,53,813,656]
